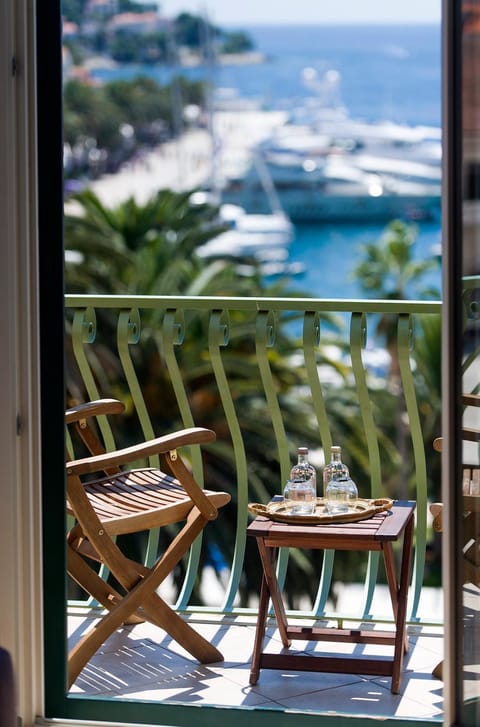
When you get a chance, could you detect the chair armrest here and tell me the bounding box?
[66,399,125,424]
[463,393,480,408]
[433,428,479,450]
[430,503,443,533]
[66,427,216,476]
[464,427,480,442]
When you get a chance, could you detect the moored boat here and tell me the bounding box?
[216,69,442,223]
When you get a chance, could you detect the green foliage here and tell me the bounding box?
[64,188,229,294]
[351,219,440,375]
[63,75,206,177]
[103,77,171,127]
[221,32,254,54]
[117,0,156,11]
[61,0,88,24]
[63,37,85,66]
[63,79,122,149]
[352,219,440,301]
[351,220,443,582]
[173,12,219,50]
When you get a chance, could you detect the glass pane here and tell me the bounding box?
[462,1,480,723]
[60,2,445,721]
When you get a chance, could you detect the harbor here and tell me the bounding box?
[88,108,288,206]
[83,102,442,298]
[75,23,442,298]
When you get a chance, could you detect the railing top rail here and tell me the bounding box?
[463,274,480,287]
[65,295,442,315]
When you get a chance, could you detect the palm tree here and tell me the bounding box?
[352,219,439,300]
[351,219,442,512]
[64,187,230,294]
[351,219,440,377]
[64,188,341,605]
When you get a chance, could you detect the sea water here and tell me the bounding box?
[92,24,441,128]
[284,220,442,300]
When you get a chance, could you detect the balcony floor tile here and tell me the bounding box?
[68,611,444,719]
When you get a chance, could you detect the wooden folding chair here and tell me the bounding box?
[65,399,231,687]
[430,393,480,679]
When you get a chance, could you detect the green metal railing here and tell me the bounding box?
[66,294,444,626]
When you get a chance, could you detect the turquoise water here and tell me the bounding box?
[286,221,442,299]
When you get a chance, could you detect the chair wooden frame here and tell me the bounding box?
[430,393,480,679]
[65,399,230,688]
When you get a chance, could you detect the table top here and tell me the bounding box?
[247,500,416,549]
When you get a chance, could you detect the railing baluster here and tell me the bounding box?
[462,284,480,381]
[350,312,381,618]
[398,314,428,620]
[208,309,248,610]
[255,309,290,590]
[70,307,115,595]
[117,309,157,464]
[71,307,115,452]
[162,308,204,609]
[303,311,334,616]
[117,308,160,568]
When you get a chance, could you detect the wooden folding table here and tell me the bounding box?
[247,500,415,694]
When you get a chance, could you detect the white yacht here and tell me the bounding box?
[192,194,294,258]
[219,69,442,222]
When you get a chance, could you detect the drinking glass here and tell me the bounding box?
[325,476,358,514]
[283,477,316,515]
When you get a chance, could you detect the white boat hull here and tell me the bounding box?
[222,185,441,223]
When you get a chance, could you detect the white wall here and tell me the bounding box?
[0,1,44,723]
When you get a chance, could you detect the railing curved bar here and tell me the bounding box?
[398,314,427,620]
[208,309,249,611]
[462,287,480,377]
[302,311,335,615]
[255,309,290,589]
[303,311,333,459]
[350,312,381,618]
[117,309,158,466]
[71,307,117,596]
[71,307,115,453]
[162,307,203,610]
[117,309,161,568]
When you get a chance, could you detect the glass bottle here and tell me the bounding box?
[283,447,317,515]
[322,445,349,496]
[289,447,317,491]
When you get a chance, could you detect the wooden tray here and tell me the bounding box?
[248,497,393,525]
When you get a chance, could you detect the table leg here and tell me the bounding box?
[390,512,414,694]
[250,567,270,685]
[257,538,291,648]
[383,541,409,655]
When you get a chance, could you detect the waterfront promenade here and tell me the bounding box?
[89,110,287,207]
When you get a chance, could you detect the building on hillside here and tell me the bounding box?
[85,0,119,20]
[105,11,170,36]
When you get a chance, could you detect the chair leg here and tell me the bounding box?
[68,507,223,687]
[141,590,224,663]
[67,545,144,625]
